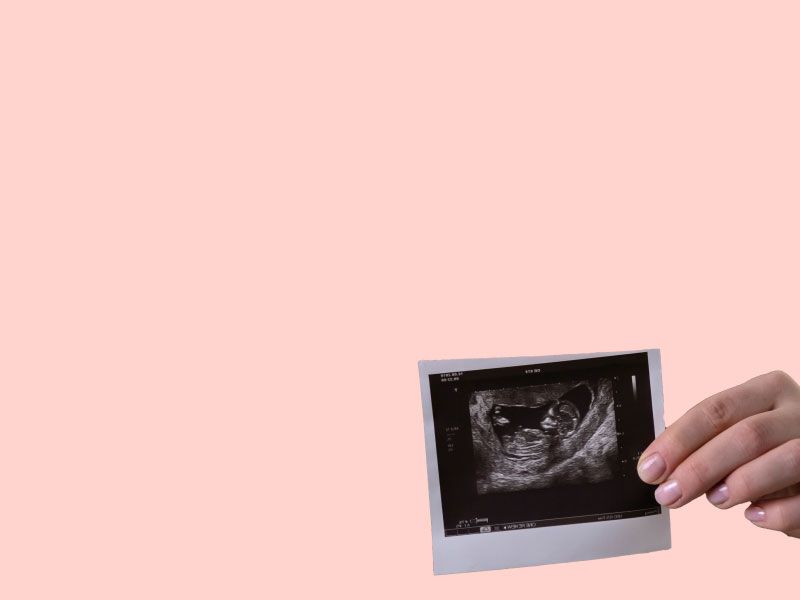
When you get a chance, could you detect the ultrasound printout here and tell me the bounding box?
[419,350,671,574]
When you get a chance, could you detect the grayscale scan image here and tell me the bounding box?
[421,351,669,573]
[470,379,619,494]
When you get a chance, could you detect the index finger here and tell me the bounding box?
[636,371,785,484]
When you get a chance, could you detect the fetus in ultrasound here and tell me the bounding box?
[471,379,619,494]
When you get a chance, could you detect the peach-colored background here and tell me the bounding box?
[2,1,799,598]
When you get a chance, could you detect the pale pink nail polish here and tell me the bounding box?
[745,506,766,522]
[707,483,729,506]
[637,452,666,483]
[654,480,682,505]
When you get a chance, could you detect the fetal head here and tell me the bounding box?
[489,383,594,457]
[539,401,580,436]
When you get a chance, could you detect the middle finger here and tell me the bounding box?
[705,444,800,509]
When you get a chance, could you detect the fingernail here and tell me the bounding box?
[654,480,682,506]
[707,483,729,506]
[637,453,666,483]
[745,506,766,523]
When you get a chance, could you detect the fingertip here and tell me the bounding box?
[637,452,666,484]
[745,504,766,524]
[706,483,730,507]
[654,479,682,506]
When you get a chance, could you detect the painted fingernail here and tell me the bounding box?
[745,506,766,523]
[707,483,729,506]
[654,480,682,506]
[637,453,666,483]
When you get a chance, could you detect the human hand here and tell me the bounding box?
[637,370,800,537]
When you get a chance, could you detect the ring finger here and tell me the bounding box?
[705,439,800,508]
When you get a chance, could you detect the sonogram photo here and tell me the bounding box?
[470,378,619,494]
[421,351,667,573]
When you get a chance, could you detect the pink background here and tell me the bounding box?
[2,1,799,598]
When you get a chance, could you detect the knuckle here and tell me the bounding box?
[768,369,792,385]
[762,370,796,394]
[772,503,790,532]
[701,396,733,434]
[782,438,800,474]
[683,456,712,488]
[729,472,755,502]
[659,428,687,458]
[736,419,772,456]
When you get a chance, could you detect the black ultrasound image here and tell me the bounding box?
[429,353,661,536]
[470,378,619,494]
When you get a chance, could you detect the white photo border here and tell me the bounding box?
[419,349,671,575]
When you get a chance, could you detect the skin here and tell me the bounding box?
[637,370,800,538]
